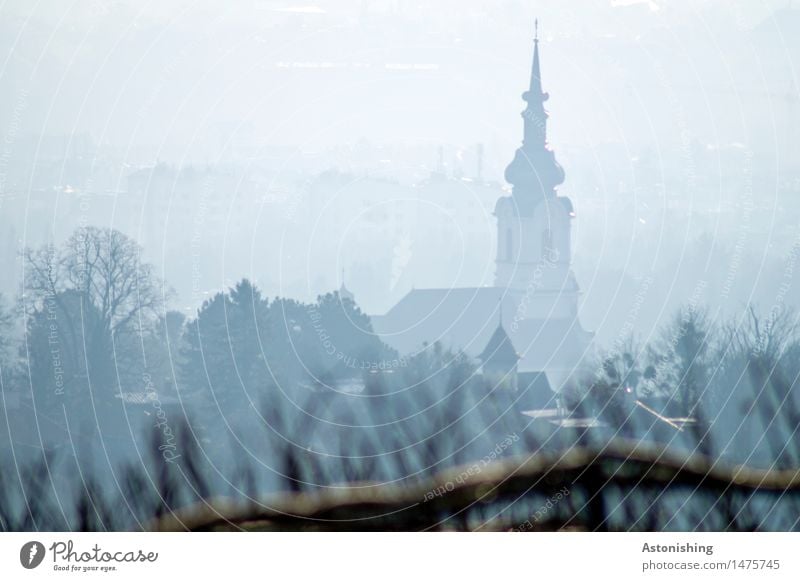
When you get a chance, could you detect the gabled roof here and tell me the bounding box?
[371,287,591,373]
[371,286,506,355]
[479,321,520,367]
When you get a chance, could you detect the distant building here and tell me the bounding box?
[372,22,593,403]
[478,315,520,391]
[339,270,355,302]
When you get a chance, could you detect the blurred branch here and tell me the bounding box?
[150,440,800,531]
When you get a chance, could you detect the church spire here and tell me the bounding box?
[529,19,542,95]
[339,268,354,302]
[503,18,565,211]
[523,18,549,146]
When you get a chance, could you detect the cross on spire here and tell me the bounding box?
[528,19,544,104]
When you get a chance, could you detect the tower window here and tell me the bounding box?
[505,228,513,261]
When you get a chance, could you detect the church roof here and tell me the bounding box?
[371,287,590,373]
[478,321,520,367]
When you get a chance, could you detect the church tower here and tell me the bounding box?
[371,20,591,397]
[495,21,579,319]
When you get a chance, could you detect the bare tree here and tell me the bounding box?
[0,293,13,355]
[716,305,800,467]
[726,305,799,364]
[26,228,163,336]
[0,293,16,384]
[23,227,166,394]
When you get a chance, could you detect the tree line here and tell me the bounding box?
[1,226,799,530]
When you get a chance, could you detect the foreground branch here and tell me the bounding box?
[150,440,800,531]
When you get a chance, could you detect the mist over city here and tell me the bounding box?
[1,0,799,534]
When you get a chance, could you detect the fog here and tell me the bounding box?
[1,0,797,339]
[1,1,800,532]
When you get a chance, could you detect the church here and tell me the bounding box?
[370,23,593,407]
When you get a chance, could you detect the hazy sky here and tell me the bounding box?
[1,0,799,344]
[1,0,797,167]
